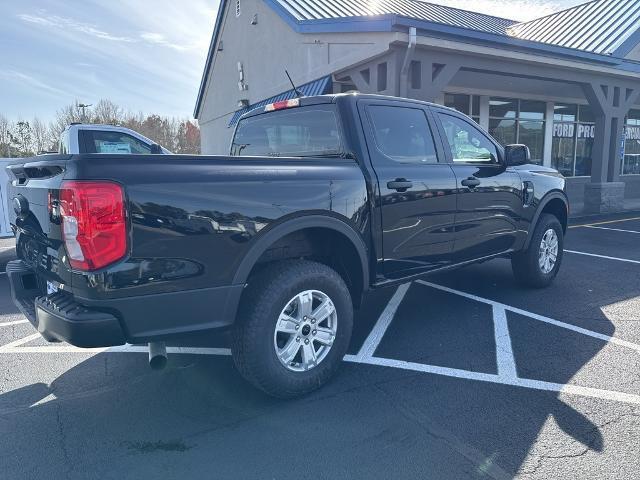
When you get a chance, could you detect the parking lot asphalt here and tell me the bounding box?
[0,218,639,480]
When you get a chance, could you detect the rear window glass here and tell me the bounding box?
[231,105,342,157]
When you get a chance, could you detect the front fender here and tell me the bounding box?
[523,191,569,250]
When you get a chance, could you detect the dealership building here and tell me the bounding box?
[195,0,640,213]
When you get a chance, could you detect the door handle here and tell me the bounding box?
[387,179,414,192]
[461,177,481,189]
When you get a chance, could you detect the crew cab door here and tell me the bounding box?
[358,99,458,280]
[432,109,524,260]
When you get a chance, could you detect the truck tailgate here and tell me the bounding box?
[5,156,70,289]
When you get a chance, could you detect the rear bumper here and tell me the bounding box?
[7,260,126,347]
[7,259,244,347]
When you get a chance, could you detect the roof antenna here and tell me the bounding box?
[285,70,303,98]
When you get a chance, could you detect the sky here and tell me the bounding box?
[0,0,587,122]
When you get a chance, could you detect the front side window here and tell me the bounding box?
[366,105,438,164]
[232,105,342,157]
[85,131,151,154]
[438,113,499,164]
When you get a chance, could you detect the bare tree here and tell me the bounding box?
[0,115,13,157]
[15,121,34,157]
[92,99,123,125]
[2,99,201,156]
[31,117,50,153]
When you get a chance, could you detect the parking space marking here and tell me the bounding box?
[569,216,640,229]
[0,320,29,327]
[492,306,517,380]
[0,333,42,353]
[2,278,639,406]
[565,250,640,265]
[581,225,640,234]
[417,280,640,354]
[354,283,411,360]
[345,356,640,405]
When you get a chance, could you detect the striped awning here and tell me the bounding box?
[228,76,332,127]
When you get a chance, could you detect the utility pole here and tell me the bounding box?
[78,103,92,122]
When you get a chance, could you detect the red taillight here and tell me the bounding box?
[59,181,127,271]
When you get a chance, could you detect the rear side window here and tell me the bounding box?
[231,105,342,157]
[367,105,438,164]
[83,131,152,154]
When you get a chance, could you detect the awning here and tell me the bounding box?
[228,76,332,127]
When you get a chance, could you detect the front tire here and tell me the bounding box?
[511,214,564,288]
[232,260,353,398]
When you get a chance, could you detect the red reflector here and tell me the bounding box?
[265,98,300,112]
[59,181,127,271]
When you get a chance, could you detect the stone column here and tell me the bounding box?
[582,82,640,213]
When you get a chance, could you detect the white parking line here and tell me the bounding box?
[417,280,640,354]
[565,250,640,265]
[355,283,411,360]
[3,278,640,406]
[0,333,42,353]
[492,305,517,380]
[582,225,640,234]
[0,320,29,327]
[344,356,640,405]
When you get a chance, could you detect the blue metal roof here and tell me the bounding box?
[274,0,516,35]
[508,0,640,56]
[228,76,332,127]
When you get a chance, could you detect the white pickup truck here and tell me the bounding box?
[58,124,172,155]
[1,124,171,237]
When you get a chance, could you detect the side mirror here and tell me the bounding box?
[150,143,163,154]
[505,144,530,166]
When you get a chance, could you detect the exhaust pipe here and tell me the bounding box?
[148,342,167,370]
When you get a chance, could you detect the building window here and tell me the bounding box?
[444,93,479,123]
[489,98,545,164]
[236,0,241,17]
[551,103,594,177]
[623,109,640,175]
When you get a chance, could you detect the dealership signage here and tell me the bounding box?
[553,123,596,139]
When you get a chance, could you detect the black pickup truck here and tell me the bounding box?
[5,94,568,397]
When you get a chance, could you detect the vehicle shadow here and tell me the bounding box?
[0,257,632,479]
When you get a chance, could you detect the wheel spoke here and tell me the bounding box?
[301,342,317,369]
[276,315,300,334]
[312,299,335,323]
[297,291,313,317]
[314,327,334,346]
[279,337,301,365]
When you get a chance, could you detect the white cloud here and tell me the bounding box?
[18,13,136,42]
[139,32,196,51]
[0,70,70,98]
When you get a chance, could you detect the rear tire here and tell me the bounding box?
[232,260,353,398]
[512,214,564,288]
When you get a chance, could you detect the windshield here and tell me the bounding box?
[231,105,342,157]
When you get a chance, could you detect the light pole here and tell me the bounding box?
[78,103,92,122]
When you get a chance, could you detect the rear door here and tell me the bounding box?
[432,109,524,260]
[358,99,458,280]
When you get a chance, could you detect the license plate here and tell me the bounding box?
[47,281,58,295]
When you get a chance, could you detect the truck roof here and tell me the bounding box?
[236,92,449,125]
